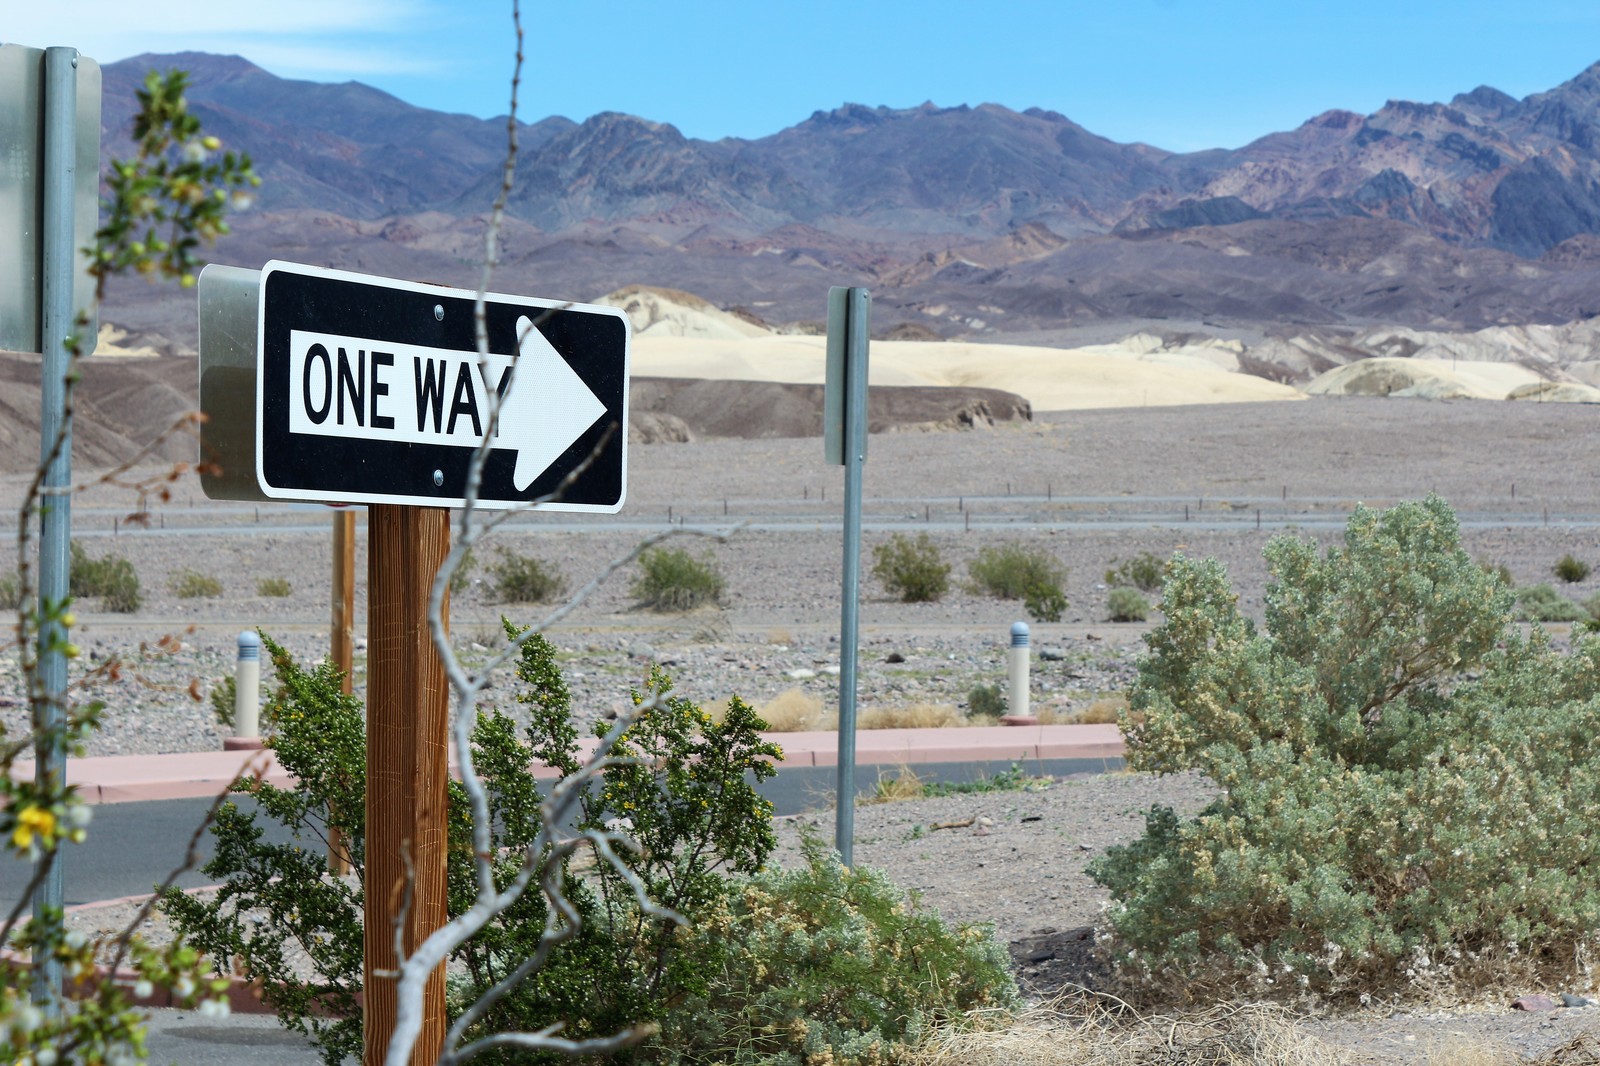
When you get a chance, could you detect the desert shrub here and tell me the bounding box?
[967,682,1006,717]
[1105,551,1164,593]
[256,576,292,597]
[1554,553,1592,584]
[632,546,725,611]
[858,703,964,729]
[171,569,223,598]
[758,688,827,732]
[488,545,566,603]
[969,543,1067,621]
[1075,694,1128,724]
[1089,496,1600,1001]
[659,833,1017,1065]
[1515,583,1586,623]
[1106,586,1150,622]
[872,533,950,603]
[0,575,19,610]
[448,545,476,595]
[69,539,142,612]
[164,627,781,1065]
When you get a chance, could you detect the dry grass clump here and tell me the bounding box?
[867,764,928,804]
[756,688,828,732]
[1422,1036,1519,1065]
[858,702,964,729]
[908,993,1354,1066]
[755,693,969,733]
[1074,694,1128,725]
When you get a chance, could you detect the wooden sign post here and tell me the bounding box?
[328,509,356,877]
[363,504,451,1066]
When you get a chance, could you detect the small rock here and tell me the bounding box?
[1561,993,1595,1008]
[979,817,993,827]
[629,642,656,661]
[1027,949,1056,963]
[1076,842,1094,851]
[821,666,840,676]
[785,668,816,680]
[885,651,905,663]
[1038,647,1066,662]
[1512,995,1559,1012]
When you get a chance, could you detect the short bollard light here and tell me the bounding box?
[225,630,263,750]
[1005,621,1033,724]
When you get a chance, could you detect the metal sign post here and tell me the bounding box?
[825,286,870,867]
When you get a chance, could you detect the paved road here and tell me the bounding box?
[2,756,1118,914]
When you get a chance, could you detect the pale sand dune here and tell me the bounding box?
[631,335,1304,412]
[1306,357,1555,401]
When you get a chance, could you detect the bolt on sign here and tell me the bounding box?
[198,260,630,510]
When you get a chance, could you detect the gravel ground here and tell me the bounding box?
[21,395,1600,1061]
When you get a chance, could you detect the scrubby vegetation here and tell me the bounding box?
[1106,586,1151,623]
[1090,497,1600,1001]
[165,630,1012,1064]
[1514,582,1586,623]
[171,569,223,598]
[1105,551,1164,593]
[488,545,567,603]
[69,539,142,612]
[1554,553,1592,584]
[256,576,292,597]
[872,533,950,603]
[632,546,725,611]
[968,542,1068,621]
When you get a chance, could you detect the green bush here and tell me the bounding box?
[256,576,292,597]
[171,569,223,598]
[164,627,782,1065]
[872,533,950,603]
[1105,551,1164,593]
[1515,583,1587,623]
[1089,497,1600,1000]
[1555,553,1592,584]
[488,546,567,603]
[69,540,142,612]
[631,546,725,611]
[966,682,1005,717]
[660,834,1017,1065]
[1106,586,1150,622]
[968,542,1067,622]
[448,545,476,595]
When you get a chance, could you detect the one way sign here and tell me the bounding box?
[255,262,629,510]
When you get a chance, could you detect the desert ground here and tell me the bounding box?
[12,338,1600,1062]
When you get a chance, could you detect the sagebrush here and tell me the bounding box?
[969,542,1068,621]
[488,545,567,603]
[1090,496,1600,1001]
[1106,586,1150,622]
[1105,551,1164,593]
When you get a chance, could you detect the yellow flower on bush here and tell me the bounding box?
[12,805,57,852]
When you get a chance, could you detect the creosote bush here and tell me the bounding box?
[969,543,1068,622]
[1106,586,1150,623]
[1105,551,1165,593]
[872,533,950,603]
[1554,553,1592,584]
[171,569,223,598]
[69,539,142,612]
[488,545,567,603]
[1090,496,1600,1001]
[631,546,725,611]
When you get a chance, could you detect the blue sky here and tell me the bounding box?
[12,1,1600,152]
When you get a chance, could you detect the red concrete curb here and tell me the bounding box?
[7,726,1125,803]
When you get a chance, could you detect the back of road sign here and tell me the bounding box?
[200,261,630,512]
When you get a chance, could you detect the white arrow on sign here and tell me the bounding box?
[286,316,607,490]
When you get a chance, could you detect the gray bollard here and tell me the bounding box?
[232,631,261,744]
[1007,621,1030,720]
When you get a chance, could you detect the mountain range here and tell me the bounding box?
[94,52,1600,359]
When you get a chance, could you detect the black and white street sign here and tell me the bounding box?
[256,261,629,510]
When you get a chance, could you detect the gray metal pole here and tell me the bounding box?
[32,46,80,1007]
[835,288,869,867]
